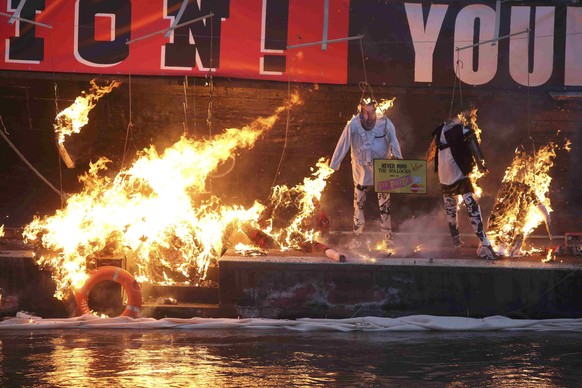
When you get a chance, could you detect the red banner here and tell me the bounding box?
[0,0,350,84]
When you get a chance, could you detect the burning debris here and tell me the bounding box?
[23,93,305,300]
[238,158,344,261]
[487,138,571,257]
[54,79,121,168]
[252,158,334,250]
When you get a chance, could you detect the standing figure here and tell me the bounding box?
[429,108,497,260]
[330,99,403,249]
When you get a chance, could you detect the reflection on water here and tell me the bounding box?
[1,330,581,387]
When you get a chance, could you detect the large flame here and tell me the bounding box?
[23,93,302,299]
[54,79,121,145]
[487,137,570,257]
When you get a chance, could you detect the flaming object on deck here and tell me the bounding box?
[237,157,343,260]
[487,137,571,257]
[253,158,334,250]
[23,93,303,300]
[54,79,121,168]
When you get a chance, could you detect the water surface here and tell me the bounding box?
[1,329,581,387]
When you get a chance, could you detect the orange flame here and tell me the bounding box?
[543,247,556,263]
[377,98,396,113]
[54,79,121,144]
[460,108,485,198]
[0,224,4,238]
[23,93,302,299]
[487,137,570,257]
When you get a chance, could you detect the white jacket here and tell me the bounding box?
[330,113,403,186]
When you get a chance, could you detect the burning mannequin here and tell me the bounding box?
[330,99,403,249]
[429,108,497,260]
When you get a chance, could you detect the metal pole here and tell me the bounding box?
[165,0,189,38]
[456,29,529,51]
[321,0,329,51]
[127,13,214,45]
[287,34,363,50]
[0,11,52,29]
[492,0,501,46]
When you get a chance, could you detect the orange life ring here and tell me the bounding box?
[74,266,142,318]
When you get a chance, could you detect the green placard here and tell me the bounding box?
[374,159,427,194]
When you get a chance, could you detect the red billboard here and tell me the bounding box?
[1,1,581,89]
[0,0,350,84]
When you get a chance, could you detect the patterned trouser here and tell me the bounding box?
[443,193,491,246]
[353,185,391,237]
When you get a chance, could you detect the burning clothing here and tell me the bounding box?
[331,112,402,186]
[433,117,475,185]
[432,116,495,259]
[330,109,402,239]
[487,180,542,256]
[486,146,557,257]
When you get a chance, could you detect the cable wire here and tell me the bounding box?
[271,77,292,188]
[121,53,134,169]
[0,115,61,196]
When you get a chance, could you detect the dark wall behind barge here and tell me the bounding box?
[0,72,580,235]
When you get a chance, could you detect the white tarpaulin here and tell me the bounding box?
[1,312,582,332]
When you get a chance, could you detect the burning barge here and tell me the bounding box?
[0,80,579,322]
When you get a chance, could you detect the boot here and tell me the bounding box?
[477,243,499,261]
[452,234,463,250]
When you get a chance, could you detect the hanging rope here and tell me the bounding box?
[206,17,214,136]
[271,77,292,188]
[358,38,369,88]
[192,76,197,137]
[206,75,213,136]
[358,37,375,103]
[525,28,538,218]
[449,50,464,118]
[182,75,189,136]
[49,28,66,207]
[121,51,134,169]
[205,15,235,180]
[526,28,532,143]
[53,82,65,206]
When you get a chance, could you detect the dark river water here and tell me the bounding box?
[1,329,581,387]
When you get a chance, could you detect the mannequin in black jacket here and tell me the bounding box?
[429,108,498,260]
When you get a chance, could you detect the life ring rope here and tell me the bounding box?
[74,266,142,318]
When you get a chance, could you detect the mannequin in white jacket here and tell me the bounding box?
[330,100,403,249]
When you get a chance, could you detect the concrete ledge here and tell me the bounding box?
[218,250,582,319]
[0,254,67,318]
